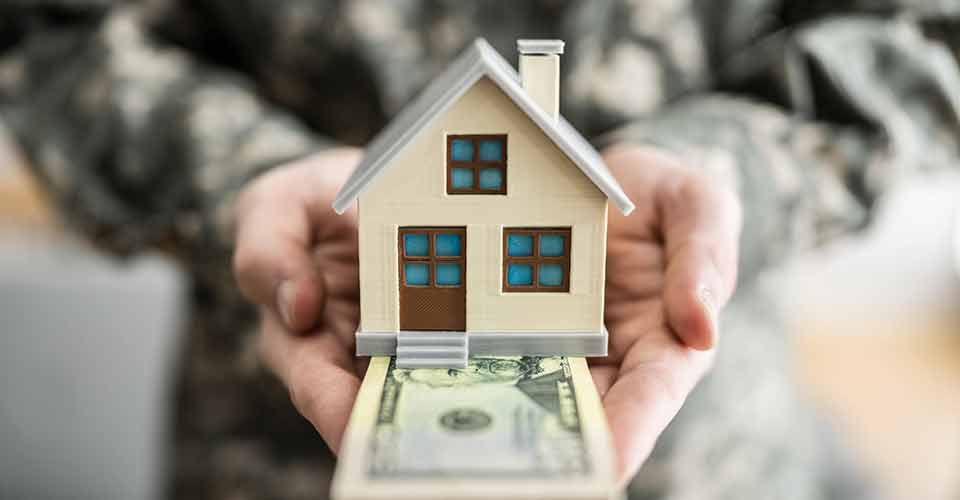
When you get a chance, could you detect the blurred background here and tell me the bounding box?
[2,119,959,500]
[0,124,186,500]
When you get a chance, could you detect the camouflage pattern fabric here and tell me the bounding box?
[1,1,959,499]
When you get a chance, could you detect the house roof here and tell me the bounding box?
[331,38,636,216]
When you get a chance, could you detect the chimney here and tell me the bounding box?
[517,39,564,120]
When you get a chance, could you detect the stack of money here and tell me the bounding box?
[332,356,619,500]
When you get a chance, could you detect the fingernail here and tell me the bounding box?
[697,285,719,338]
[277,280,296,327]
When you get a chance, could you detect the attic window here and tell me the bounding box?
[446,135,507,194]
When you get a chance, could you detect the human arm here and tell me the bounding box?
[568,5,960,483]
[0,5,334,272]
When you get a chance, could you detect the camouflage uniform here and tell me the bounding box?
[1,1,959,499]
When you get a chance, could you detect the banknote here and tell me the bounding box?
[332,356,617,500]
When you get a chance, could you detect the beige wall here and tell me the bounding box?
[357,77,608,333]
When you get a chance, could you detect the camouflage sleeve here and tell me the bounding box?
[0,6,333,264]
[598,16,960,280]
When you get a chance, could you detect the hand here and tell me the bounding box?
[233,147,365,453]
[591,145,741,485]
[232,144,741,478]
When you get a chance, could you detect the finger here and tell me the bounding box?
[658,172,741,350]
[234,184,324,332]
[259,310,361,453]
[233,149,362,332]
[602,331,714,485]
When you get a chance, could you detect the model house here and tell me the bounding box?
[332,39,635,368]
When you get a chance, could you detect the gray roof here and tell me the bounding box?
[331,38,636,216]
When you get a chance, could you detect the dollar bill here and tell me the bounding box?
[332,356,617,500]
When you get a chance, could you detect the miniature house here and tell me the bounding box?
[332,39,635,368]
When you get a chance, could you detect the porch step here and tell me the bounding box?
[396,331,467,347]
[396,331,468,369]
[396,357,468,369]
[397,345,467,358]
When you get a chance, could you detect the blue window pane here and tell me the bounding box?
[436,263,462,286]
[451,139,474,161]
[507,234,533,257]
[404,233,428,256]
[539,264,564,287]
[435,233,462,256]
[539,234,566,257]
[478,168,503,190]
[478,139,503,161]
[404,263,429,286]
[507,264,533,286]
[451,168,474,189]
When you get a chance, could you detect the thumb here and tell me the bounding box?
[659,173,741,350]
[273,266,327,333]
[234,186,326,332]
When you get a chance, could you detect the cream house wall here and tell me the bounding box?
[357,77,608,333]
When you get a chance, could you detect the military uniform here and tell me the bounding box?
[1,1,958,499]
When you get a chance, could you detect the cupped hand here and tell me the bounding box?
[232,144,742,484]
[233,147,364,453]
[590,144,742,485]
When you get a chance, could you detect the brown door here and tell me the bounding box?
[398,227,466,331]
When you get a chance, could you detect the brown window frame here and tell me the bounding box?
[502,228,571,293]
[446,134,507,195]
[398,227,467,288]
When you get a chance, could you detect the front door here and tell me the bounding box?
[398,227,466,331]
